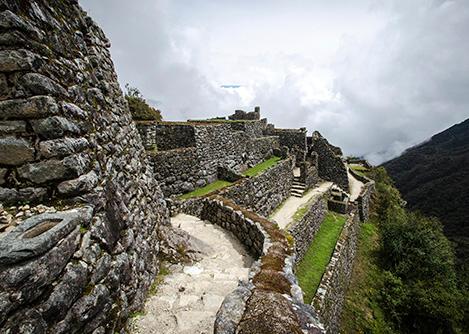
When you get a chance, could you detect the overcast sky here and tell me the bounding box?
[80,0,469,164]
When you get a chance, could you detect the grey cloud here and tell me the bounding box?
[81,0,469,164]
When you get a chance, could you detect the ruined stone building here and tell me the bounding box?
[0,1,374,333]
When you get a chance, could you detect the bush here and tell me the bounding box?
[125,84,162,121]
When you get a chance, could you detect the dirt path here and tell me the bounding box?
[347,169,364,201]
[131,214,253,334]
[271,181,333,229]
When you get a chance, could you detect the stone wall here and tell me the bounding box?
[299,151,320,191]
[288,192,329,263]
[228,118,267,137]
[348,168,375,222]
[228,107,260,120]
[219,157,294,217]
[0,1,168,332]
[309,131,349,192]
[145,121,279,197]
[150,147,200,195]
[312,208,361,334]
[265,127,307,163]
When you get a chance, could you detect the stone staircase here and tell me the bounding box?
[291,176,306,198]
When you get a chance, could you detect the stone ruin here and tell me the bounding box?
[0,1,373,333]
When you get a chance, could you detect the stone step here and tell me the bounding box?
[292,186,305,191]
[292,182,306,187]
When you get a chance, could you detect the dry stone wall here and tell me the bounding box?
[136,122,196,151]
[309,131,349,192]
[288,193,329,263]
[144,122,279,196]
[219,157,294,217]
[0,1,168,332]
[312,208,360,334]
[265,127,308,163]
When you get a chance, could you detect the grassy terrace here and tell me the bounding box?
[296,212,347,303]
[179,180,232,200]
[349,164,369,177]
[179,156,281,199]
[242,156,281,177]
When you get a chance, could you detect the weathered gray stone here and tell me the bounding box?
[91,253,111,283]
[17,154,90,184]
[0,136,34,165]
[39,137,89,158]
[0,168,7,185]
[0,206,93,265]
[0,49,40,72]
[19,72,68,97]
[0,10,42,39]
[40,261,89,321]
[31,116,81,139]
[0,227,81,306]
[0,73,8,100]
[0,120,27,134]
[57,170,98,195]
[214,283,252,334]
[61,102,88,119]
[0,96,58,120]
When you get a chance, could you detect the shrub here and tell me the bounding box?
[125,84,162,121]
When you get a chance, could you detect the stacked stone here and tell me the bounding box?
[312,208,361,334]
[0,1,168,333]
[145,121,278,197]
[309,131,349,192]
[288,194,329,263]
[263,127,308,163]
[220,158,294,217]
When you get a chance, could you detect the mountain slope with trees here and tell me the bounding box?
[382,118,469,264]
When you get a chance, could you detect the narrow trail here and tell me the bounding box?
[347,169,365,201]
[271,181,333,229]
[131,214,253,334]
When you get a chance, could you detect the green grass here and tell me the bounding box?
[340,220,395,333]
[296,212,347,304]
[179,180,232,200]
[242,156,281,177]
[350,164,369,177]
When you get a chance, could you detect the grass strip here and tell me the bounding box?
[296,211,347,303]
[179,180,232,200]
[242,156,281,177]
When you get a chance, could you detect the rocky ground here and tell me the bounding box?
[0,203,59,238]
[130,214,253,334]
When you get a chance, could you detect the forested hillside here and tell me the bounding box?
[383,118,469,263]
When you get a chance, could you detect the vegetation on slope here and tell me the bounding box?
[179,180,232,199]
[341,167,467,334]
[125,84,162,121]
[382,118,469,268]
[242,156,281,177]
[296,212,346,303]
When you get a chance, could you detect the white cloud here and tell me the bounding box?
[81,0,469,164]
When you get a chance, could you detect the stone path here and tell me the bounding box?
[271,181,333,229]
[131,214,253,334]
[347,169,364,201]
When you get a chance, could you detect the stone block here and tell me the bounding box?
[17,154,90,184]
[0,120,27,134]
[0,168,7,185]
[31,116,81,139]
[39,137,89,158]
[0,96,58,120]
[19,73,68,97]
[0,49,40,72]
[0,206,92,265]
[57,170,98,195]
[0,137,34,165]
